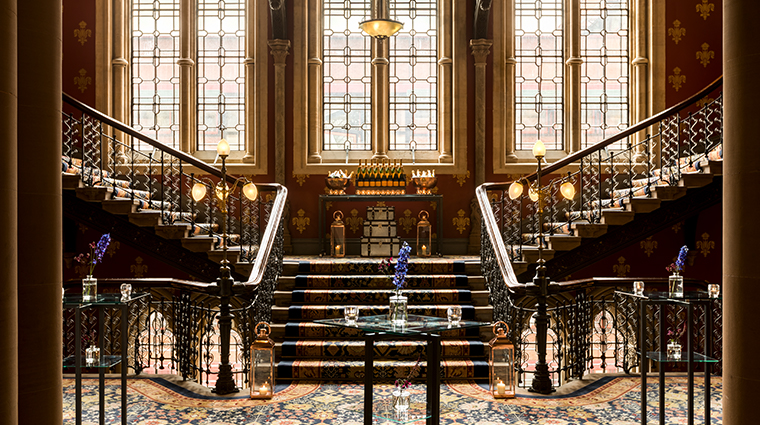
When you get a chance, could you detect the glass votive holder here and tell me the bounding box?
[120,283,132,301]
[708,283,720,298]
[447,306,462,325]
[344,306,359,324]
[633,281,644,295]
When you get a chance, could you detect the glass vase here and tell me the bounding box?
[85,346,100,365]
[392,389,410,411]
[389,294,408,326]
[668,272,683,297]
[667,341,682,360]
[82,275,97,301]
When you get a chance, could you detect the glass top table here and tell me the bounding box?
[615,290,721,301]
[63,292,150,306]
[317,314,490,425]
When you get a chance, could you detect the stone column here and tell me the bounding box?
[17,0,61,423]
[111,0,129,160]
[0,0,17,423]
[723,0,760,423]
[565,0,582,154]
[269,39,290,186]
[468,39,491,255]
[370,0,390,159]
[631,0,649,161]
[178,0,196,154]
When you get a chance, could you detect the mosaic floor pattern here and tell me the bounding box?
[63,375,722,424]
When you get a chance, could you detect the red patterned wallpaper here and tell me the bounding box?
[63,0,96,107]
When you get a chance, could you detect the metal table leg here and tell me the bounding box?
[99,308,105,425]
[426,333,441,425]
[364,332,375,425]
[122,303,128,425]
[75,306,82,425]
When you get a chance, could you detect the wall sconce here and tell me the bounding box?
[489,321,515,399]
[416,210,432,257]
[250,322,275,400]
[331,210,346,257]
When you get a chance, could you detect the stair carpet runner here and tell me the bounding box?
[275,258,490,381]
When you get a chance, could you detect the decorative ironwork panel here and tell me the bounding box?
[580,0,629,149]
[323,0,372,151]
[131,0,181,150]
[197,0,246,152]
[515,0,564,151]
[389,0,437,151]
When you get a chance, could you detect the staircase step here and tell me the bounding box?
[75,186,111,202]
[234,262,254,278]
[128,210,162,227]
[571,222,608,238]
[651,185,688,200]
[680,172,714,188]
[294,259,467,275]
[280,339,487,359]
[181,236,216,252]
[62,173,82,190]
[547,235,582,251]
[706,160,722,175]
[600,209,635,226]
[623,197,661,214]
[101,198,140,215]
[285,288,472,305]
[276,359,489,381]
[520,247,555,263]
[277,304,478,322]
[283,322,482,339]
[293,274,469,289]
[154,223,191,239]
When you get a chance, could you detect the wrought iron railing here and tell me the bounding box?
[477,77,723,388]
[61,93,286,391]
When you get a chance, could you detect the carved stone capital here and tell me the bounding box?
[470,39,493,65]
[268,39,291,65]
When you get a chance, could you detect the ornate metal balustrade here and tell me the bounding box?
[477,77,723,389]
[61,93,286,391]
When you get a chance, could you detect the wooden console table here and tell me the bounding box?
[318,194,443,255]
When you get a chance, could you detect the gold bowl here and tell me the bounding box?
[325,177,351,195]
[412,176,437,194]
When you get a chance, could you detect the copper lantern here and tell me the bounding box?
[489,321,515,399]
[416,210,432,257]
[331,210,346,257]
[250,322,275,399]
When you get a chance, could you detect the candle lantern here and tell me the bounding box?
[250,322,275,399]
[416,210,432,257]
[489,321,515,399]
[331,210,346,257]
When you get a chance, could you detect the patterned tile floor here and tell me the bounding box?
[63,374,722,424]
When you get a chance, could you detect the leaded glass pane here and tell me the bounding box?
[389,0,437,152]
[197,0,246,152]
[322,0,438,153]
[132,0,180,150]
[515,0,564,152]
[323,0,372,151]
[580,0,629,149]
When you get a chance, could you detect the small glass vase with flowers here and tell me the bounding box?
[666,245,688,298]
[383,242,412,326]
[392,354,421,411]
[666,323,685,360]
[75,233,111,301]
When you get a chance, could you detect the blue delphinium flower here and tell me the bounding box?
[392,242,412,294]
[76,233,111,276]
[675,245,688,272]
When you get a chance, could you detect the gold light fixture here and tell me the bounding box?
[359,18,403,38]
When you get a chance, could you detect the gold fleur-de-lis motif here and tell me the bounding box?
[668,20,686,44]
[429,201,437,210]
[640,236,658,257]
[668,67,686,92]
[696,0,715,20]
[453,209,470,234]
[78,224,88,233]
[453,170,470,186]
[672,222,682,233]
[613,256,630,277]
[74,21,91,46]
[291,209,310,233]
[345,209,364,233]
[696,43,714,67]
[376,201,386,207]
[325,201,332,211]
[398,209,417,234]
[696,232,715,257]
[696,97,715,109]
[131,256,148,278]
[107,240,120,257]
[74,68,91,93]
[293,173,309,186]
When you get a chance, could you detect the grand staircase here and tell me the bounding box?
[272,257,492,381]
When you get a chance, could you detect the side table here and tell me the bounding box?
[63,292,149,425]
[617,290,720,425]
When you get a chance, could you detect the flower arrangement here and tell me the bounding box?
[392,242,412,296]
[378,256,395,278]
[666,245,689,275]
[75,233,111,276]
[395,354,422,391]
[667,322,686,344]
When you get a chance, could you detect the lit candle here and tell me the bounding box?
[260,382,270,396]
[496,379,506,396]
[335,245,342,255]
[421,245,427,256]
